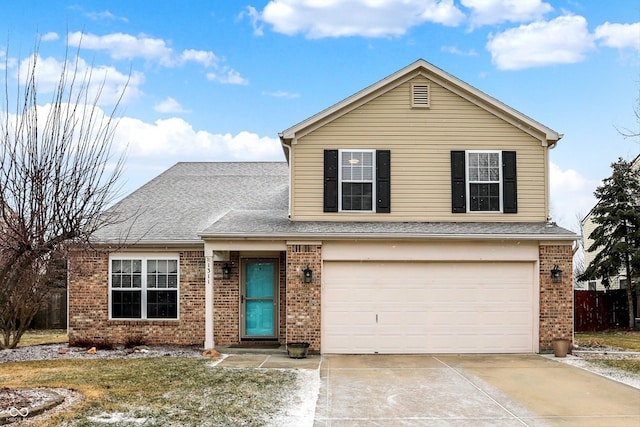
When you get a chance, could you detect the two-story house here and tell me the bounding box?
[68,60,576,354]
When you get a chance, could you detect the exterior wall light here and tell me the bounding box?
[550,265,563,283]
[222,263,232,280]
[303,265,313,283]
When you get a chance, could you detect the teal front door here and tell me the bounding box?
[242,259,278,338]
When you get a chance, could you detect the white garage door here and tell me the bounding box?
[322,261,535,354]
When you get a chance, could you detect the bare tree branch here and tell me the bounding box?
[0,38,128,348]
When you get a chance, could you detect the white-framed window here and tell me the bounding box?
[339,149,375,212]
[109,254,179,320]
[467,150,502,212]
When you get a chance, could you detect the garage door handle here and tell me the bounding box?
[376,314,378,323]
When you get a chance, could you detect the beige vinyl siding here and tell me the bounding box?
[291,76,548,222]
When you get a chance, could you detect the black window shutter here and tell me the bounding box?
[502,151,517,213]
[324,150,339,212]
[451,151,466,213]
[376,150,391,213]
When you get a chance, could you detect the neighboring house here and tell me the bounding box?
[580,154,640,291]
[68,59,576,354]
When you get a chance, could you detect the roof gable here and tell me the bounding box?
[279,59,561,148]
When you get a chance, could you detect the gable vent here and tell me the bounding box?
[411,83,430,108]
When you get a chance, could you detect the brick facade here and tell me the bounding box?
[286,244,322,352]
[212,252,287,345]
[68,249,205,346]
[69,242,573,353]
[538,243,574,351]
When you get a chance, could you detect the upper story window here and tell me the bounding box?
[451,150,517,214]
[467,151,501,212]
[340,150,375,211]
[324,149,390,214]
[110,255,179,320]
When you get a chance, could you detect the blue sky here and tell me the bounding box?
[1,0,639,231]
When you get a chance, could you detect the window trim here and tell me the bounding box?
[108,253,180,320]
[338,149,376,212]
[466,150,503,213]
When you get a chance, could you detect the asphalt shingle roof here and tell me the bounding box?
[94,162,576,245]
[200,209,576,240]
[93,162,289,244]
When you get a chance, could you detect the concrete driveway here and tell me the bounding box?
[314,354,640,427]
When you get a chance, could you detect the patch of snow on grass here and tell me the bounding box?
[269,368,320,427]
[554,355,640,390]
[86,412,148,424]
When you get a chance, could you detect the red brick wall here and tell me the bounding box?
[286,244,322,352]
[539,243,574,351]
[213,252,240,344]
[68,250,205,346]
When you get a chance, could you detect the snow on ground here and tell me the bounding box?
[552,353,640,390]
[270,368,320,427]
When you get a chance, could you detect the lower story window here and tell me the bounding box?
[110,255,179,320]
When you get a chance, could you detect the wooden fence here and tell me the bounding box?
[574,289,628,331]
[31,288,67,329]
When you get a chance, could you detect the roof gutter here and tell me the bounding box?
[198,232,578,242]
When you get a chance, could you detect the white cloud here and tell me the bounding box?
[462,0,553,27]
[262,90,300,99]
[85,10,129,23]
[206,69,249,85]
[486,15,594,70]
[441,45,478,56]
[66,32,245,85]
[0,50,16,70]
[41,32,59,42]
[595,22,640,51]
[113,117,282,161]
[16,54,144,105]
[181,49,218,67]
[241,6,264,36]
[549,162,599,231]
[255,0,465,39]
[154,97,188,114]
[67,32,176,65]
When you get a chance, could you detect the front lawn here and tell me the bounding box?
[17,329,68,347]
[575,330,640,376]
[575,330,640,352]
[0,357,298,426]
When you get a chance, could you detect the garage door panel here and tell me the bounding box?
[322,261,534,354]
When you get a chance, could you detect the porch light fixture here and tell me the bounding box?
[303,265,313,284]
[222,263,232,280]
[550,265,563,283]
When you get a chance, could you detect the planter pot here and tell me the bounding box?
[287,342,310,359]
[552,338,570,357]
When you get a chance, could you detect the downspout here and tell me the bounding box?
[279,135,292,346]
[279,134,293,219]
[546,134,563,222]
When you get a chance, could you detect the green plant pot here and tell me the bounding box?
[287,342,309,359]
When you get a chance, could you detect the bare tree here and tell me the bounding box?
[573,211,586,289]
[0,41,127,348]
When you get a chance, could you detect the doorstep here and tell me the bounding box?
[214,352,321,370]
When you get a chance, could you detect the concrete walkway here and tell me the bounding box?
[314,354,640,427]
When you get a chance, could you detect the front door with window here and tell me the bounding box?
[242,259,278,339]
